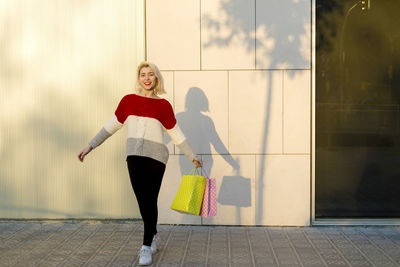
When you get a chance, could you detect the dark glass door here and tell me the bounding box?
[316,0,400,218]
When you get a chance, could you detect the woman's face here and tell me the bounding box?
[138,67,157,92]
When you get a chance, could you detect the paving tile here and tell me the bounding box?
[1,222,400,266]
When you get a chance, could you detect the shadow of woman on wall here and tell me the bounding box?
[167,87,239,175]
[166,87,254,224]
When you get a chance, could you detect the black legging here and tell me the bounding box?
[126,155,166,246]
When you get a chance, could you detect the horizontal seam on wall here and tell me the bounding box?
[170,153,311,155]
[159,68,312,72]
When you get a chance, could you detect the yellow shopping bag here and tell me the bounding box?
[170,168,207,216]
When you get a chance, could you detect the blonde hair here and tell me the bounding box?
[136,61,166,95]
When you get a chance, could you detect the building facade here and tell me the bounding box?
[1,0,398,225]
[148,0,311,226]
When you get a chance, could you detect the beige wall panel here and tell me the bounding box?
[284,70,311,154]
[160,71,175,154]
[158,155,202,225]
[256,0,311,69]
[160,71,174,104]
[0,0,144,218]
[229,70,283,154]
[201,0,255,70]
[146,0,200,70]
[256,155,310,226]
[202,155,255,225]
[174,71,228,155]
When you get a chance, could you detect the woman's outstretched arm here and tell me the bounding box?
[77,96,127,162]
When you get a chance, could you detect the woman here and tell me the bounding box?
[78,61,202,266]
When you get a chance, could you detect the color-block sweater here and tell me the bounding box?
[89,94,197,164]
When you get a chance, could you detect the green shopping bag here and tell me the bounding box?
[170,168,207,215]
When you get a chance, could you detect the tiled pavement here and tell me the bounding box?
[1,222,400,266]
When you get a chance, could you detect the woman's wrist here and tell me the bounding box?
[192,156,203,167]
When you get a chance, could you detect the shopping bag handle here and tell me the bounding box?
[188,166,209,178]
[189,167,202,176]
[200,166,210,179]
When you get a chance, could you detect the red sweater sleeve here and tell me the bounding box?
[114,95,130,124]
[160,100,177,130]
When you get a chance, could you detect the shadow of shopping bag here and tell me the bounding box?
[217,175,251,207]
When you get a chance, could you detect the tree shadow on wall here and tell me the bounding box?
[202,0,311,224]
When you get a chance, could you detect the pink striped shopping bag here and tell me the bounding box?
[199,168,217,217]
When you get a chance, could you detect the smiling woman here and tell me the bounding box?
[136,62,166,96]
[139,67,156,91]
[78,62,202,265]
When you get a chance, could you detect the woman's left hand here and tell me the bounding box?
[193,158,203,168]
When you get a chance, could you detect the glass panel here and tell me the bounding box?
[316,0,400,218]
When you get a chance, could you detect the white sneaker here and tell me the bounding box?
[138,245,152,266]
[151,234,161,254]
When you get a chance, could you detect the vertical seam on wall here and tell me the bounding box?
[227,71,230,151]
[144,0,147,60]
[173,71,175,113]
[254,154,257,224]
[199,0,202,70]
[282,70,285,154]
[254,0,257,69]
[173,71,176,155]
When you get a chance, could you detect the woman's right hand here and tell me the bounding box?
[192,157,203,168]
[78,145,93,162]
